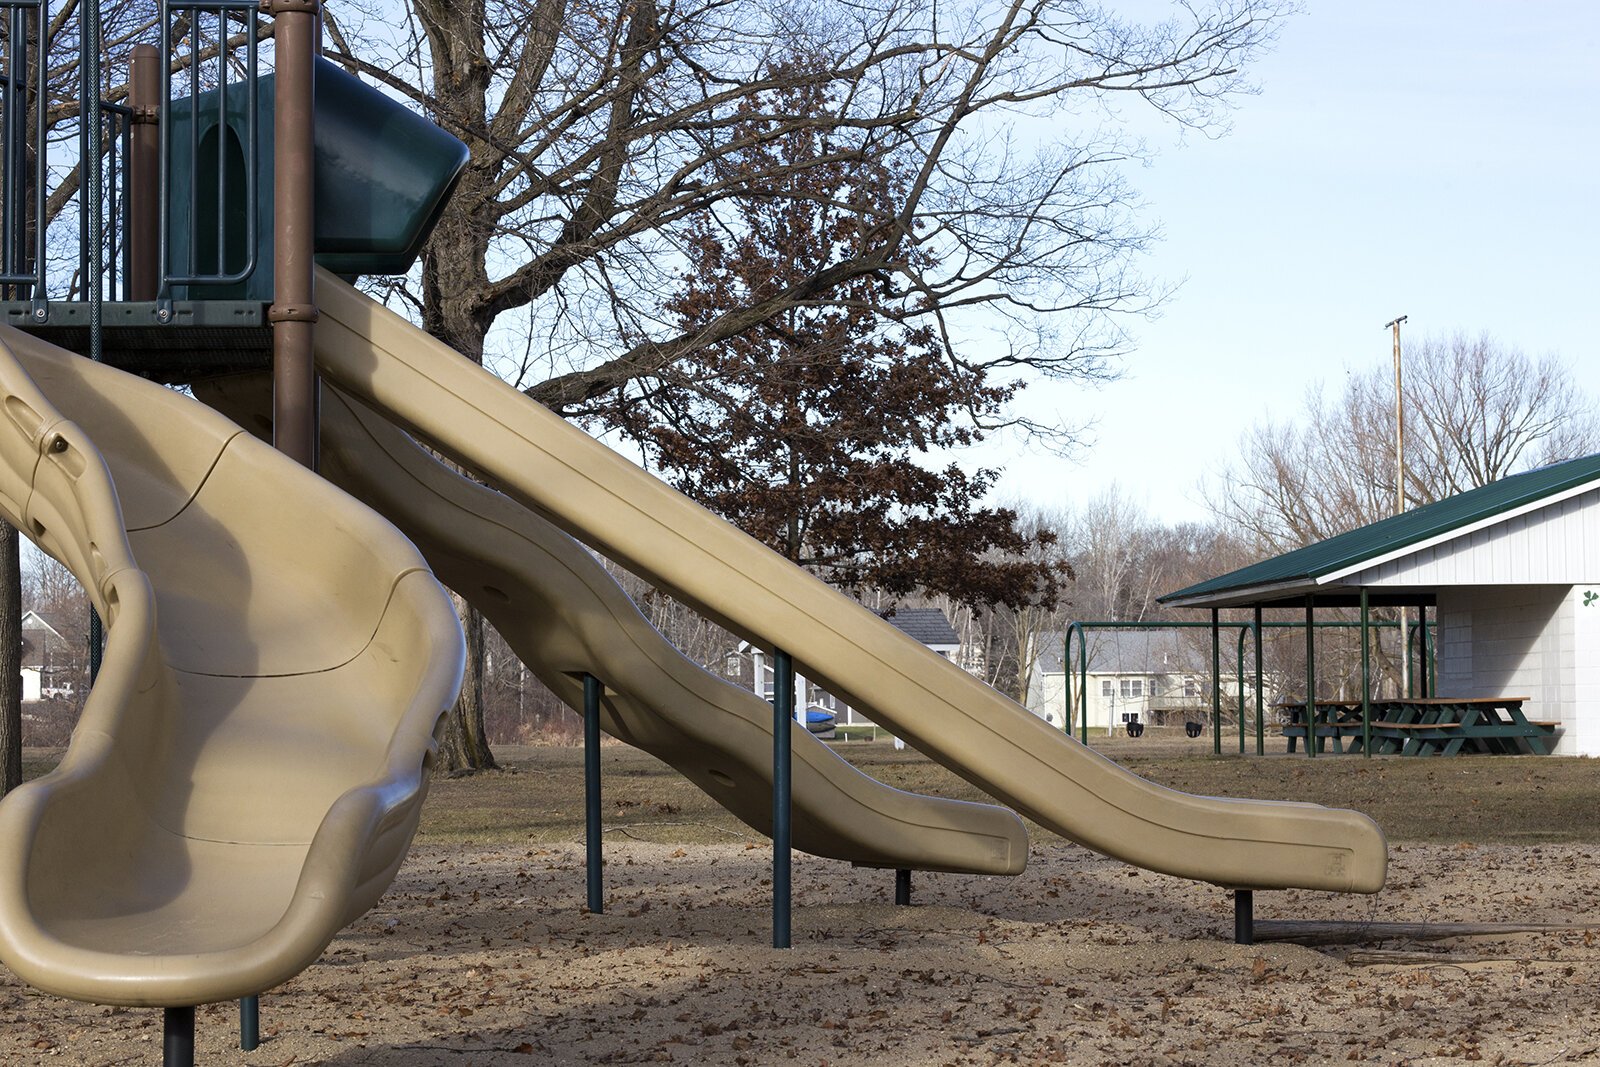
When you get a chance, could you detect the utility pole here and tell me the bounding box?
[1385,315,1408,698]
[1385,315,1408,515]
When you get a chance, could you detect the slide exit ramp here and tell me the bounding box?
[0,327,464,1007]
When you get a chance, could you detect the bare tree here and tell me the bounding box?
[315,0,1290,766]
[1209,334,1600,553]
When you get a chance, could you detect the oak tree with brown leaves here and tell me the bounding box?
[628,70,1065,609]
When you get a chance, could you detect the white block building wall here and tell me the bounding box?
[1433,585,1579,755]
[1570,584,1600,757]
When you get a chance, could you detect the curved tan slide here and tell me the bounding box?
[201,375,1028,875]
[0,327,464,1007]
[309,269,1388,895]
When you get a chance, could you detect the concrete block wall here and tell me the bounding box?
[1435,584,1583,755]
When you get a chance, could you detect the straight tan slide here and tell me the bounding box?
[0,327,464,1007]
[308,269,1388,895]
[200,374,1029,875]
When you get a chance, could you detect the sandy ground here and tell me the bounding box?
[3,840,1599,1066]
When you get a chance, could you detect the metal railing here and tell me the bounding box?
[0,0,47,307]
[0,1,263,316]
[159,0,259,292]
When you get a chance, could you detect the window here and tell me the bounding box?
[1184,678,1199,698]
[1101,680,1113,697]
[1120,679,1143,699]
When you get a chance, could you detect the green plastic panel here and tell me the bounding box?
[169,57,469,299]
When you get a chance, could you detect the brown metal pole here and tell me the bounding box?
[127,45,160,301]
[270,0,319,469]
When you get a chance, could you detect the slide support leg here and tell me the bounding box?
[895,868,912,906]
[773,649,793,949]
[584,673,604,914]
[163,1007,195,1067]
[1234,890,1254,946]
[240,994,260,1050]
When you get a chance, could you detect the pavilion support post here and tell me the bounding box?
[1417,604,1430,698]
[1360,590,1371,758]
[895,868,912,906]
[1210,609,1221,755]
[1405,616,1415,697]
[1304,597,1316,758]
[1253,606,1265,756]
[772,649,794,949]
[1236,625,1248,754]
[1233,890,1253,946]
[1429,610,1438,696]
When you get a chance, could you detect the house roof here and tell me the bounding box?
[1035,629,1208,675]
[1161,452,1600,609]
[20,610,66,640]
[881,607,959,648]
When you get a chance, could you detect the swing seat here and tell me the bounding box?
[0,328,464,1007]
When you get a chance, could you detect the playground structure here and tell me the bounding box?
[0,5,1388,1064]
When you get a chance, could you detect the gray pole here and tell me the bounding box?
[1387,315,1409,699]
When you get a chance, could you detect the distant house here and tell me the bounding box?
[731,607,965,728]
[1160,452,1600,756]
[20,610,71,703]
[880,608,961,659]
[1026,629,1228,732]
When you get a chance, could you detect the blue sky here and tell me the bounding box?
[981,1,1600,523]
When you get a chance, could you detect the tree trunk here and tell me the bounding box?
[439,594,496,773]
[0,522,22,796]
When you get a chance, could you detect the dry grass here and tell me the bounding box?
[408,732,1600,848]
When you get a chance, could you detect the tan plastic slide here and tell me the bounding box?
[0,327,464,1007]
[201,375,1029,875]
[309,269,1389,895]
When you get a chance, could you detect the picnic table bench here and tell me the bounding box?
[1275,700,1365,754]
[1276,697,1557,756]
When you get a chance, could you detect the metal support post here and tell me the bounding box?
[128,45,160,300]
[583,673,603,913]
[772,650,794,948]
[1253,606,1264,755]
[82,0,106,682]
[1417,604,1430,697]
[1236,625,1248,754]
[1233,890,1253,946]
[1305,597,1316,758]
[1210,609,1221,754]
[163,1007,195,1067]
[270,0,319,469]
[1360,590,1371,758]
[894,868,911,906]
[240,994,260,1050]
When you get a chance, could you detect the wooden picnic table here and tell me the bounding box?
[1275,697,1557,756]
[1274,700,1365,754]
